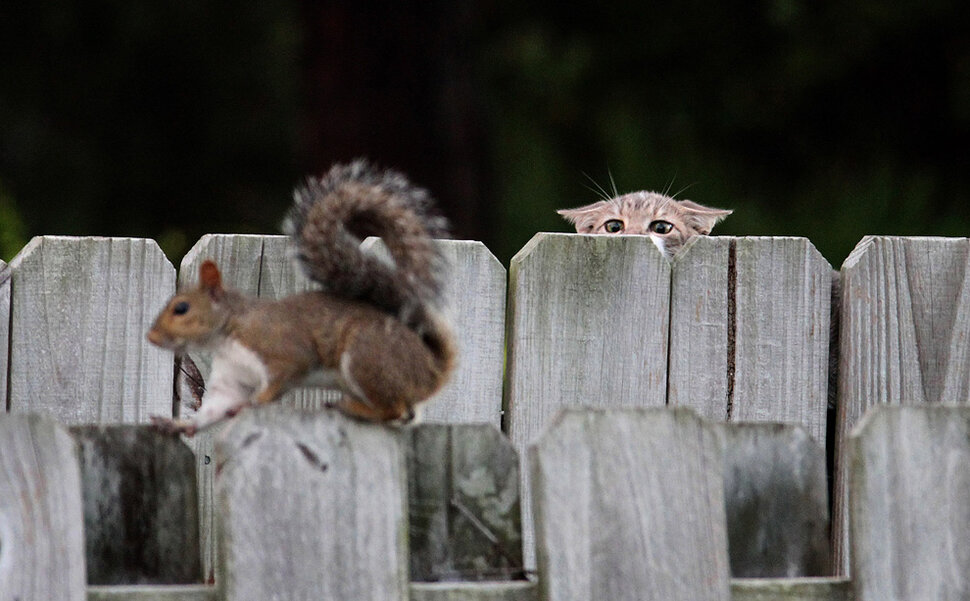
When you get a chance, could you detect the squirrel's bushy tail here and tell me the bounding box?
[283,160,450,333]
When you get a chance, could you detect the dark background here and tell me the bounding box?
[2,1,969,267]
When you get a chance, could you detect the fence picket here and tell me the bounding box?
[668,236,731,421]
[6,236,175,423]
[216,406,408,601]
[669,237,832,443]
[505,233,670,566]
[530,408,730,601]
[0,414,86,601]
[850,405,970,600]
[1,260,9,409]
[833,236,970,573]
[731,238,832,442]
[71,425,201,585]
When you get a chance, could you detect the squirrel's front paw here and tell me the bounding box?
[150,416,198,437]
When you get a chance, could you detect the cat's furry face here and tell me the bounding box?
[558,192,732,257]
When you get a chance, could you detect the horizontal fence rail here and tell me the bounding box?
[3,233,970,600]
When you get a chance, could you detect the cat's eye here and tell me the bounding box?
[603,219,624,233]
[649,220,674,234]
[173,301,190,315]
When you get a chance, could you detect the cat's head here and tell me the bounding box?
[557,192,732,256]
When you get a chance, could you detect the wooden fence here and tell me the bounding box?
[2,232,970,600]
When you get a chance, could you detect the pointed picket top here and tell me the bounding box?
[6,236,175,424]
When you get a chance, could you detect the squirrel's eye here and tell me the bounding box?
[173,301,190,316]
[603,219,624,233]
[649,220,673,234]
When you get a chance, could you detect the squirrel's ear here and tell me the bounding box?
[199,260,224,299]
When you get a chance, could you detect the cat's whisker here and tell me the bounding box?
[671,182,698,199]
[607,168,619,197]
[581,172,613,201]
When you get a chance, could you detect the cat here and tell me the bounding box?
[558,191,732,257]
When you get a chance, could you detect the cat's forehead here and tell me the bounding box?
[613,192,680,217]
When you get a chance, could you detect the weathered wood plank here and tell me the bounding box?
[177,233,339,581]
[0,260,9,410]
[730,578,853,601]
[732,238,831,443]
[669,236,831,443]
[850,405,970,601]
[408,424,523,582]
[721,423,830,577]
[215,405,408,601]
[71,425,201,585]
[0,413,86,601]
[410,581,538,601]
[6,236,175,423]
[833,236,970,573]
[530,408,730,601]
[86,585,216,601]
[420,240,506,425]
[505,233,671,567]
[668,236,731,421]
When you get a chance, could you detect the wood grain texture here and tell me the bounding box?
[179,233,337,581]
[731,578,853,601]
[731,238,831,443]
[850,405,970,601]
[505,233,670,567]
[410,581,538,601]
[720,423,830,577]
[668,236,731,420]
[1,260,9,410]
[833,236,970,573]
[0,413,86,601]
[6,236,175,423]
[408,424,523,582]
[530,408,730,601]
[215,405,408,601]
[71,425,201,585]
[419,240,506,425]
[86,585,216,601]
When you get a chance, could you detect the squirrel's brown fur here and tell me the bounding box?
[147,160,455,435]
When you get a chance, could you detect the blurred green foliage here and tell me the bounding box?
[2,1,969,268]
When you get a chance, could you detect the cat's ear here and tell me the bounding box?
[557,201,611,233]
[678,200,733,235]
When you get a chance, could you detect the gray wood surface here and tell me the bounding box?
[731,238,831,443]
[833,236,970,573]
[720,423,830,577]
[505,233,671,566]
[6,236,175,423]
[1,260,9,409]
[668,236,732,421]
[731,578,853,601]
[670,237,832,444]
[71,425,201,585]
[178,233,338,581]
[420,240,506,425]
[410,581,538,601]
[86,586,216,601]
[530,408,730,601]
[215,405,408,601]
[408,424,523,582]
[849,405,970,601]
[0,413,86,601]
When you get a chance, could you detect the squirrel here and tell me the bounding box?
[146,160,456,436]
